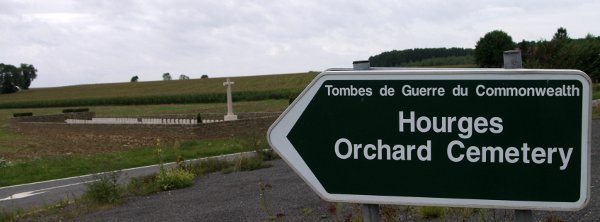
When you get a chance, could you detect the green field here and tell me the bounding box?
[0,72,317,108]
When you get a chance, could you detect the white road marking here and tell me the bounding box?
[0,179,98,202]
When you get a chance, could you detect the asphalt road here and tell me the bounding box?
[0,151,258,211]
[75,120,600,222]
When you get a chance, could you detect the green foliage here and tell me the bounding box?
[418,206,446,219]
[401,55,475,67]
[520,28,600,82]
[369,47,474,67]
[0,63,37,94]
[191,158,233,175]
[475,30,516,67]
[12,112,32,117]
[256,149,279,161]
[83,172,123,204]
[156,168,195,191]
[178,74,190,80]
[0,72,315,108]
[162,72,172,81]
[0,156,7,168]
[201,74,209,79]
[62,108,89,113]
[126,174,160,196]
[130,75,138,82]
[234,156,270,171]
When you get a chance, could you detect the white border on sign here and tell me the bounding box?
[267,69,591,211]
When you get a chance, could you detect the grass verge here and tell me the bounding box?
[0,151,276,221]
[0,137,267,187]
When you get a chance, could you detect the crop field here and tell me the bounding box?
[0,72,317,108]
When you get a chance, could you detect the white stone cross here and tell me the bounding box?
[223,78,238,121]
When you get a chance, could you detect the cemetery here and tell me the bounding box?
[7,78,281,157]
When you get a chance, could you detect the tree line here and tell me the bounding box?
[474,28,600,81]
[369,47,474,67]
[0,63,37,94]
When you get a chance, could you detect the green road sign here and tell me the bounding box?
[268,69,591,210]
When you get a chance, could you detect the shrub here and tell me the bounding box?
[156,168,195,191]
[418,206,446,219]
[83,172,122,204]
[12,112,32,117]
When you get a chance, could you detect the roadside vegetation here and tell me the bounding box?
[0,137,269,187]
[0,146,278,221]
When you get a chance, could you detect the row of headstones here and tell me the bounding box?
[65,118,224,125]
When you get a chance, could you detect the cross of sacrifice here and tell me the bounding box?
[223,78,238,121]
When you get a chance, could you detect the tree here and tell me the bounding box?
[130,75,139,82]
[0,63,37,93]
[178,74,190,80]
[0,63,21,94]
[162,73,172,81]
[19,64,37,89]
[552,27,569,41]
[201,74,208,79]
[475,30,516,68]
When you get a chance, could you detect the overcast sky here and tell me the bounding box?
[1,0,599,88]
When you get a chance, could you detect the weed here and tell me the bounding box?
[191,158,233,176]
[83,171,123,204]
[419,206,446,219]
[156,168,195,191]
[0,208,19,222]
[126,174,160,196]
[543,214,565,222]
[381,206,400,221]
[258,180,274,219]
[0,156,7,168]
[234,156,271,172]
[302,207,313,216]
[256,149,279,161]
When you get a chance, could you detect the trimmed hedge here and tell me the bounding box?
[13,112,33,117]
[62,108,90,113]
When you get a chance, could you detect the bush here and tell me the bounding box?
[62,108,89,113]
[156,168,195,191]
[83,172,122,204]
[418,206,446,219]
[12,112,32,117]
